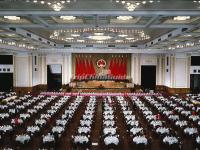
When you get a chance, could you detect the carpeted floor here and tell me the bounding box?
[0,95,198,150]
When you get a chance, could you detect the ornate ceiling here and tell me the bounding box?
[0,0,200,54]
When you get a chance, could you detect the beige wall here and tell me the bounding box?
[12,52,191,89]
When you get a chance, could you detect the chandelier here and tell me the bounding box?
[167,41,198,50]
[113,0,160,11]
[0,38,37,50]
[49,28,150,44]
[26,0,76,11]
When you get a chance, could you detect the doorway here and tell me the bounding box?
[47,64,62,91]
[141,65,156,90]
[190,74,200,93]
[0,73,13,91]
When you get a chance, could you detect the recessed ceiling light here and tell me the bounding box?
[183,34,192,37]
[88,35,112,41]
[7,33,16,37]
[126,37,135,40]
[117,16,133,21]
[71,34,80,37]
[142,1,147,4]
[77,40,85,42]
[136,2,140,5]
[174,16,190,21]
[4,16,20,20]
[121,1,126,4]
[94,33,104,36]
[65,37,74,40]
[115,40,123,42]
[118,34,128,37]
[96,40,104,43]
[60,16,76,20]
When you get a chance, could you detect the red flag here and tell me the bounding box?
[109,58,113,76]
[118,58,122,77]
[75,57,79,79]
[83,58,87,79]
[79,58,84,77]
[113,58,117,78]
[88,59,91,76]
[86,59,90,77]
[91,60,96,76]
[123,59,127,79]
[115,58,119,79]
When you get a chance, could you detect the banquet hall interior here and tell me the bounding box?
[0,0,200,150]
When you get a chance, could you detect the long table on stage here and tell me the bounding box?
[70,80,134,93]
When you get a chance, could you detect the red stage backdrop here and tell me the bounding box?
[72,53,131,80]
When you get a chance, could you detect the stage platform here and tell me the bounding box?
[71,88,132,93]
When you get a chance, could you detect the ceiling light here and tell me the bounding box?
[52,3,62,11]
[7,33,16,37]
[50,28,150,44]
[115,40,123,42]
[60,16,76,20]
[88,35,112,41]
[118,34,128,37]
[174,16,191,21]
[27,0,75,11]
[126,37,135,40]
[142,1,147,4]
[4,16,20,20]
[117,16,133,21]
[71,34,80,37]
[77,40,85,42]
[65,37,74,40]
[183,34,192,37]
[121,1,126,4]
[94,32,104,36]
[113,0,159,12]
[96,41,104,43]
